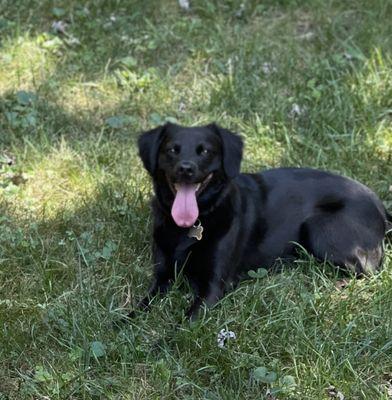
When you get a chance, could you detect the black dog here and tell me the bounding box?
[137,123,391,317]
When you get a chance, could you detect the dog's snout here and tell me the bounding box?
[176,161,197,178]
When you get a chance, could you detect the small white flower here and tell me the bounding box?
[343,52,353,61]
[52,20,68,34]
[261,62,276,75]
[235,3,245,18]
[178,102,186,112]
[326,385,345,400]
[289,103,304,118]
[217,328,236,348]
[265,389,278,400]
[298,31,315,40]
[179,0,190,10]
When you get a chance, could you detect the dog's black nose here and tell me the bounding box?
[176,161,196,178]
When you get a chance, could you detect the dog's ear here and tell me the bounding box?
[209,124,243,179]
[138,125,166,175]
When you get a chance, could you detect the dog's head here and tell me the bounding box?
[138,123,243,228]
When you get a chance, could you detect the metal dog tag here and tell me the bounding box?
[188,220,203,240]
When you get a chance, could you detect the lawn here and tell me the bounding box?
[0,0,391,398]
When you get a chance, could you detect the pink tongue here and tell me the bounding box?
[171,184,199,227]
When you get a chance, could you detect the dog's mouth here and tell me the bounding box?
[168,173,213,197]
[168,173,213,228]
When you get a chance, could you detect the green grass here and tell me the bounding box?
[0,0,392,398]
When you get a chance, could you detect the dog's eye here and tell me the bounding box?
[167,146,180,155]
[197,145,209,156]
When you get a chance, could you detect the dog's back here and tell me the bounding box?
[237,167,388,274]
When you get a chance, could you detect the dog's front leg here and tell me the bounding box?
[186,228,241,319]
[137,245,174,311]
[185,279,224,319]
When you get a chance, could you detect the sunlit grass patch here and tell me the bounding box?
[237,118,285,170]
[355,49,392,104]
[349,49,392,121]
[165,53,220,117]
[367,123,392,161]
[0,34,58,93]
[56,78,127,120]
[15,141,99,218]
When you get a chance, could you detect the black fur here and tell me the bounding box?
[136,123,390,318]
